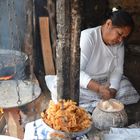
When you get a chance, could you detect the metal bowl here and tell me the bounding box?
[42,114,93,138]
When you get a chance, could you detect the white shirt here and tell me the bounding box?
[80,26,124,90]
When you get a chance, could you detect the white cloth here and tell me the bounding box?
[24,119,89,140]
[24,119,49,140]
[0,135,20,140]
[80,76,140,104]
[103,127,140,140]
[45,75,140,113]
[80,26,124,90]
[45,75,58,103]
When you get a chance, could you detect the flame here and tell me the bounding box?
[0,75,13,80]
[0,108,3,114]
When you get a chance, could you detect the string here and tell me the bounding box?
[7,0,14,70]
[11,0,22,105]
[8,0,24,128]
[31,0,38,138]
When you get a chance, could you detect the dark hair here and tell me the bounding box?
[103,8,135,30]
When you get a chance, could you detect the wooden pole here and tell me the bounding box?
[56,0,71,100]
[4,108,24,139]
[56,0,81,103]
[70,0,81,104]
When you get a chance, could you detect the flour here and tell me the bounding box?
[99,99,124,112]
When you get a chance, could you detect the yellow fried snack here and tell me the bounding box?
[50,132,66,139]
[41,100,92,132]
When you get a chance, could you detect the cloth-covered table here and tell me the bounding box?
[103,127,140,140]
[24,119,48,140]
[24,119,90,140]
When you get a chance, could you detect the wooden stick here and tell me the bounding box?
[39,17,55,75]
[3,108,24,139]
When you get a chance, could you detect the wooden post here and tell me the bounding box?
[3,108,24,139]
[56,0,71,100]
[0,113,6,133]
[56,0,81,103]
[47,0,57,64]
[70,0,81,104]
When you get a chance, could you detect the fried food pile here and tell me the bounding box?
[41,100,92,132]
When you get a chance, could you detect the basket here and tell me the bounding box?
[0,49,28,80]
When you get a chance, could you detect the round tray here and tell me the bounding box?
[42,115,92,138]
[0,80,41,108]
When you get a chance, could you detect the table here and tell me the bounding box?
[24,119,101,140]
[24,119,47,139]
[0,80,41,139]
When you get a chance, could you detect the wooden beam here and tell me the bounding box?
[70,0,81,104]
[0,113,5,133]
[56,0,81,103]
[3,108,24,139]
[56,0,71,100]
[39,17,55,75]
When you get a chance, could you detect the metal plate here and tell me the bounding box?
[0,80,41,108]
[42,115,92,138]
